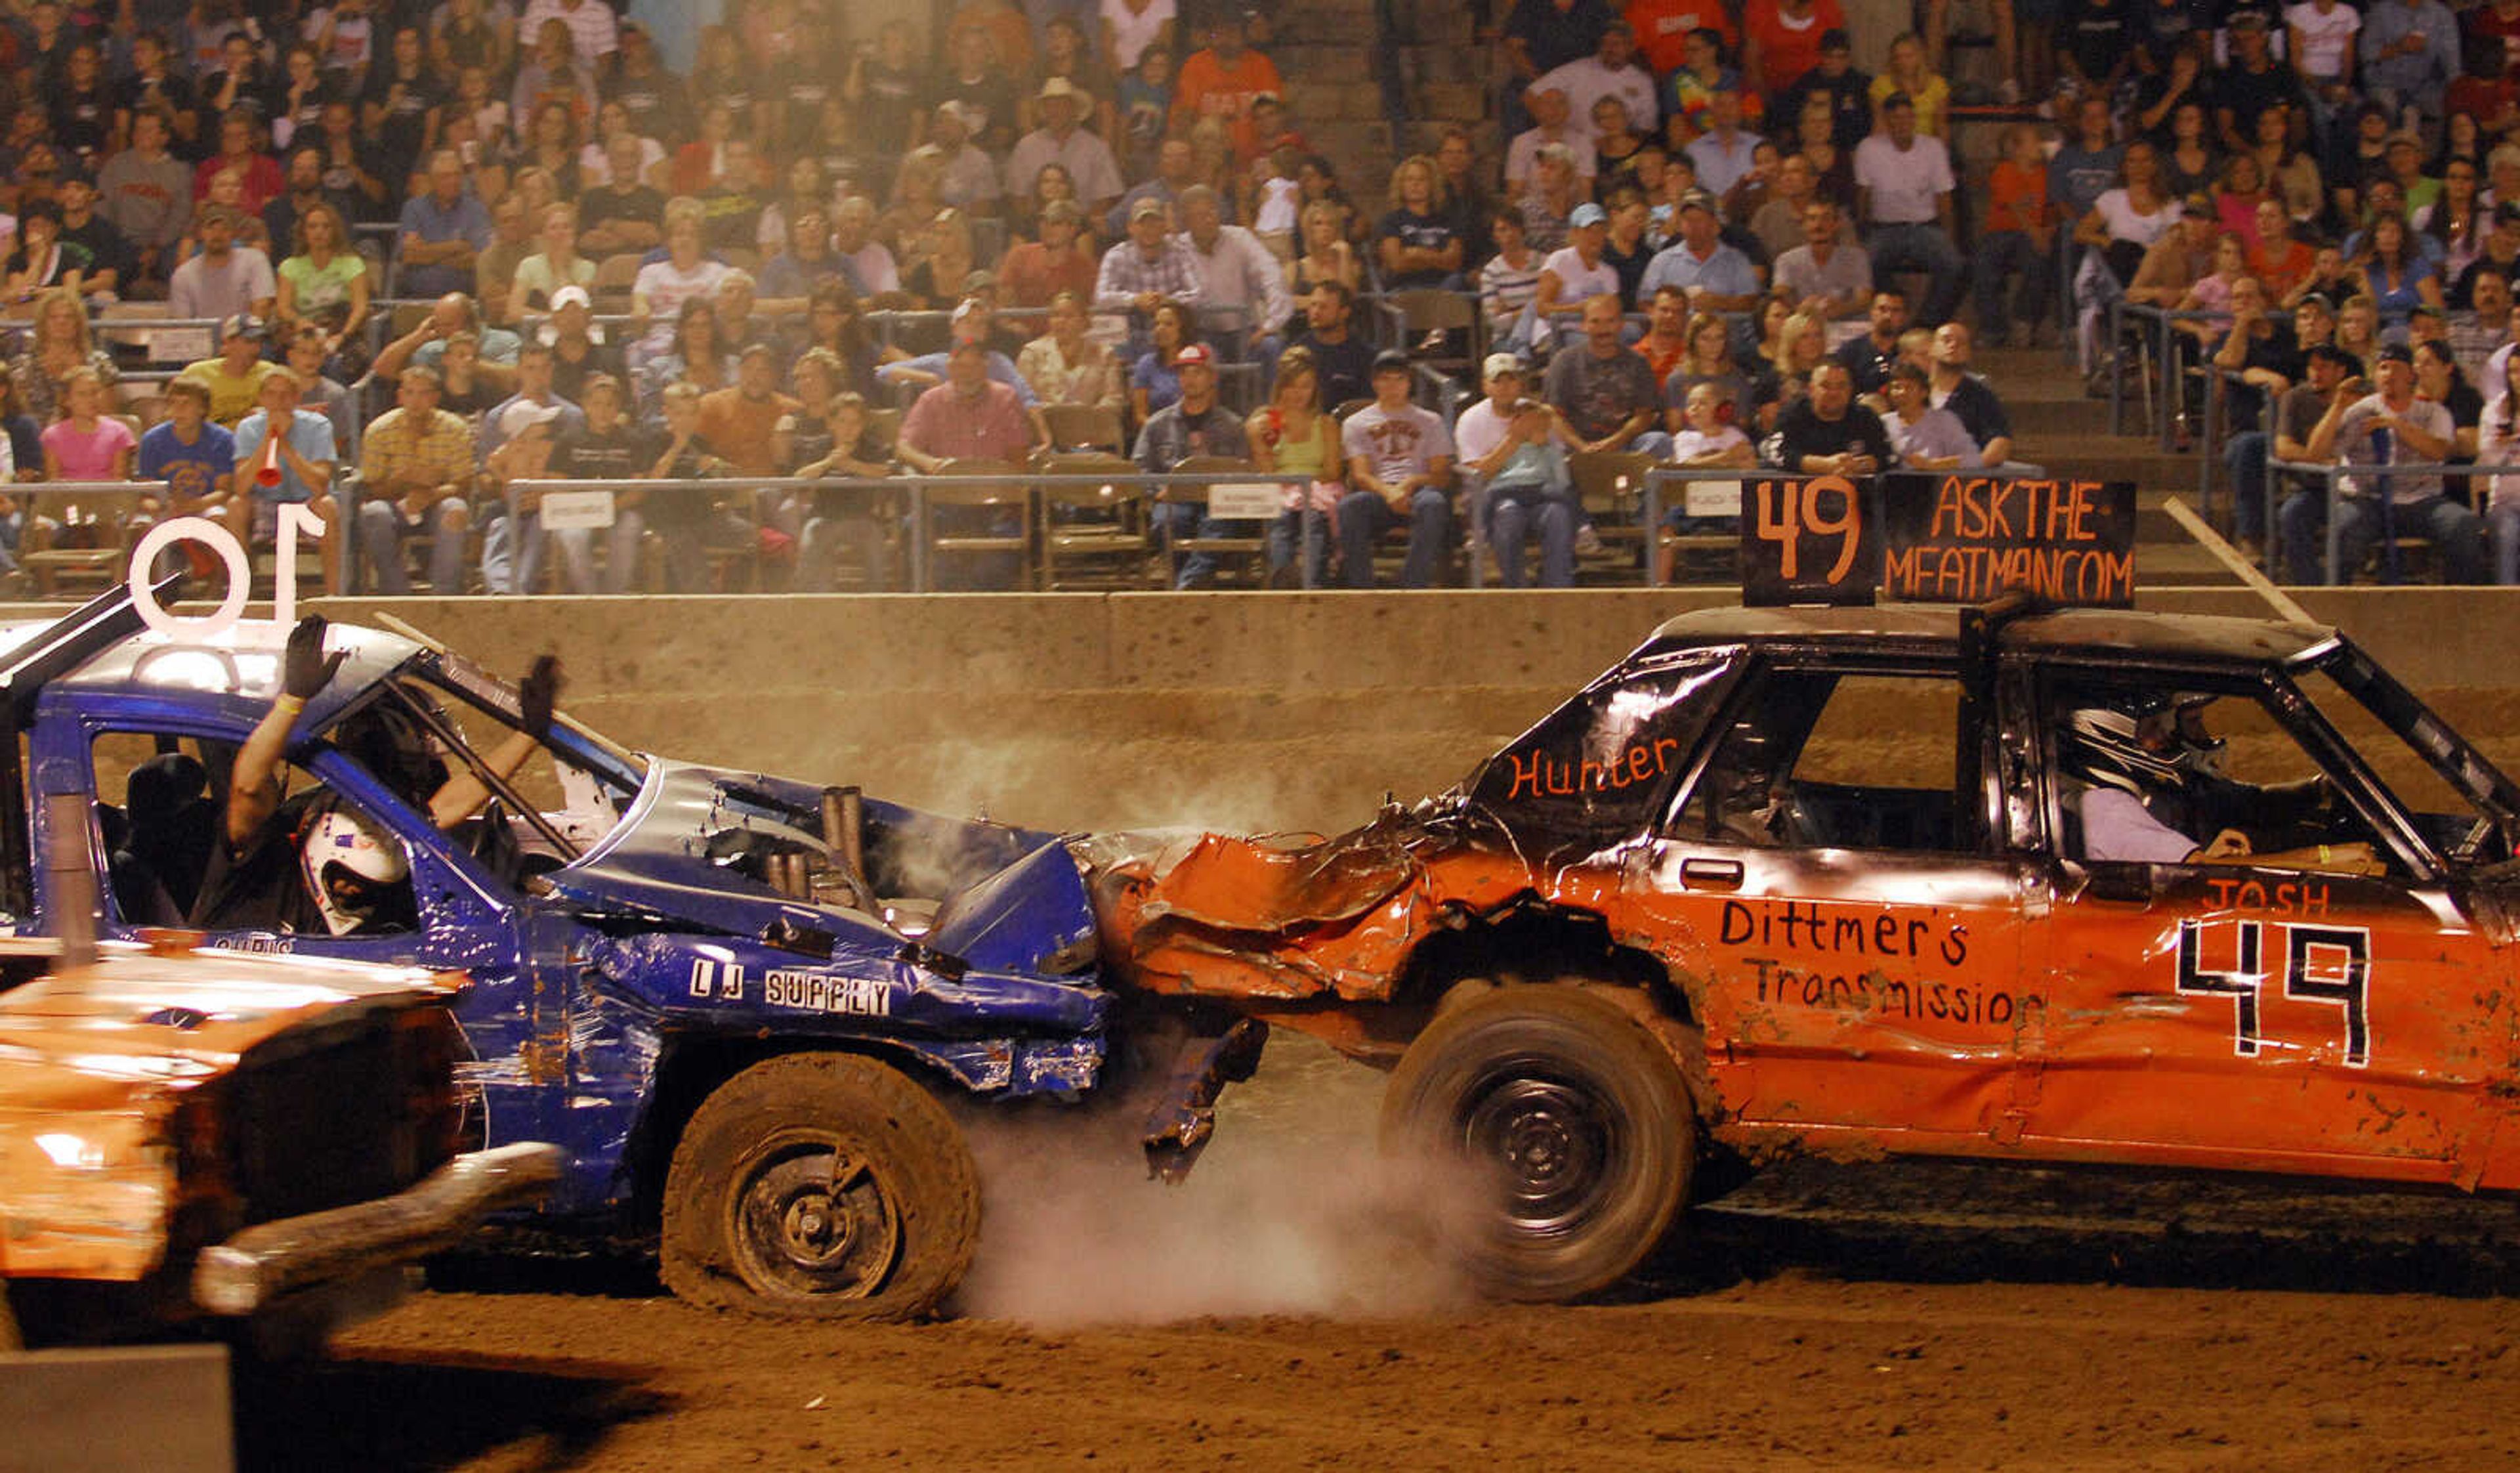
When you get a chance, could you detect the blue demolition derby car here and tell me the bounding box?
[0,586,1125,1319]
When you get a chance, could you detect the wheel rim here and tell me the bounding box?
[728,1134,904,1301]
[1456,1059,1622,1243]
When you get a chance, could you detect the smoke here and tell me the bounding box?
[906,736,1347,837]
[952,1036,1479,1327]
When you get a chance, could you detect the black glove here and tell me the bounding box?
[518,654,561,740]
[281,614,346,702]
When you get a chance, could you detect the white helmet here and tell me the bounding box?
[300,808,410,935]
[2061,693,2187,796]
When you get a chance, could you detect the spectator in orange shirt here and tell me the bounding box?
[1742,0,1846,102]
[1169,14,1285,142]
[1627,0,1736,74]
[999,200,1102,309]
[1970,123,2057,347]
[696,344,804,479]
[2248,198,2317,299]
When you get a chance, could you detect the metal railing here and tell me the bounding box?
[2263,456,2506,586]
[492,469,1314,594]
[2106,301,2227,451]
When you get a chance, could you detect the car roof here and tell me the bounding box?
[1644,605,2340,668]
[5,616,425,729]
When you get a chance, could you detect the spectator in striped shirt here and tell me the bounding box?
[1479,207,1546,351]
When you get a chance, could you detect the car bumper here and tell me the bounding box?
[190,1142,564,1317]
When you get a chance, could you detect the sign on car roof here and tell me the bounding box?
[1741,475,2137,610]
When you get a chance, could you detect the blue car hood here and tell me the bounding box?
[541,759,1099,979]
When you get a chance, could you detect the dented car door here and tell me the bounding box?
[1632,655,2043,1151]
[2025,661,2502,1184]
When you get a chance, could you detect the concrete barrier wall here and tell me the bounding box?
[214,586,2519,838]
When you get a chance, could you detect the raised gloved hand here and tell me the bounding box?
[518,654,562,740]
[282,614,346,702]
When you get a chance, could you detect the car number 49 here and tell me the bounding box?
[2175,918,2371,1067]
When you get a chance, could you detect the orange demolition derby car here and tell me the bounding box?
[1085,601,2520,1300]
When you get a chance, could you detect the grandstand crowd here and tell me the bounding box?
[0,0,2513,590]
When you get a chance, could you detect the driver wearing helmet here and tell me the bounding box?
[191,614,564,935]
[299,808,418,935]
[2062,691,2380,873]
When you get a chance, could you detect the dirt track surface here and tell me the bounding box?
[242,1040,2520,1472]
[287,1268,2520,1472]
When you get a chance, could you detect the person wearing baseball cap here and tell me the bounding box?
[2126,194,2223,311]
[1454,351,1575,586]
[1334,349,1455,587]
[1097,192,1206,356]
[1639,188,1759,312]
[1523,199,1622,351]
[173,312,282,428]
[1134,339,1257,588]
[2294,334,2486,584]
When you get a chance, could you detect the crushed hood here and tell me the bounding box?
[543,759,1097,977]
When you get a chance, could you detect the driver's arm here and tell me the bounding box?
[426,729,537,830]
[2193,829,2384,875]
[227,699,298,846]
[228,616,349,845]
[424,655,562,832]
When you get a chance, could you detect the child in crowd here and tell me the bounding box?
[136,377,235,534]
[39,366,135,482]
[1479,396,1577,588]
[1250,143,1304,259]
[640,379,734,593]
[1973,123,2057,348]
[1660,380,1753,582]
[1477,209,1544,354]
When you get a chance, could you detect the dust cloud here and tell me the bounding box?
[954,1038,1479,1328]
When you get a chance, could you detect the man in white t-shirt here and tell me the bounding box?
[1338,349,1456,587]
[1505,87,1596,199]
[1455,351,1526,520]
[1102,0,1175,70]
[1531,22,1660,140]
[1852,93,1962,326]
[1772,198,1873,320]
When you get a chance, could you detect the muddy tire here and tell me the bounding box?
[1381,986,1694,1302]
[661,1054,979,1321]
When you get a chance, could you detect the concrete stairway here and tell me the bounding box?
[1975,346,2250,593]
[1268,0,1497,190]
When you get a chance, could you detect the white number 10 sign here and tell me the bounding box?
[125,505,327,641]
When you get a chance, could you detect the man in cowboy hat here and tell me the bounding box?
[1005,75,1124,220]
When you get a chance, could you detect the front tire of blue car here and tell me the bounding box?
[661,1054,980,1321]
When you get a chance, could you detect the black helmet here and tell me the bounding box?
[331,702,448,804]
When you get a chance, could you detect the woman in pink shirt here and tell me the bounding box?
[39,367,136,481]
